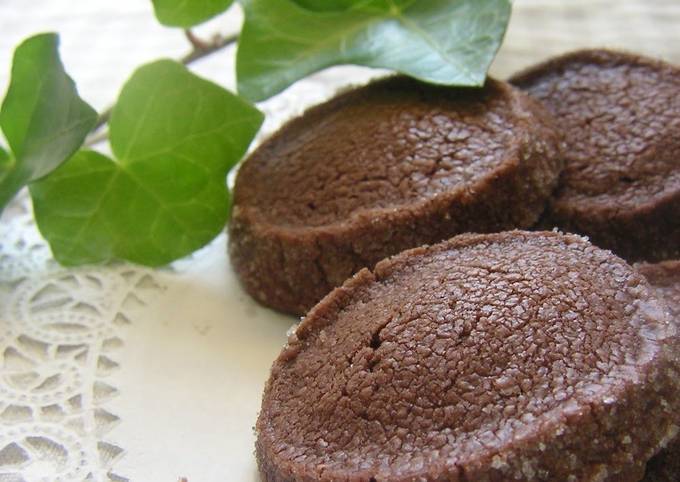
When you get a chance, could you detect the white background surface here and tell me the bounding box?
[1,1,679,480]
[111,238,292,481]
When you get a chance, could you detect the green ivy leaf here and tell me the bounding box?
[30,60,263,266]
[292,0,358,11]
[0,33,97,210]
[293,0,412,13]
[237,0,511,102]
[152,0,234,27]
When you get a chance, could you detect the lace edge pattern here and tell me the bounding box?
[0,195,165,482]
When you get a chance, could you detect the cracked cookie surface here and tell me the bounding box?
[512,49,680,262]
[256,231,680,482]
[229,77,562,315]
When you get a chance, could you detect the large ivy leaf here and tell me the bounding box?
[237,0,511,101]
[293,0,413,12]
[30,60,263,266]
[0,33,97,210]
[152,0,234,27]
[292,0,361,11]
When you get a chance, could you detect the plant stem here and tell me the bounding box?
[86,29,238,145]
[85,129,110,147]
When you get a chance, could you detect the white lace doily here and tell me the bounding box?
[0,193,164,481]
[1,0,678,480]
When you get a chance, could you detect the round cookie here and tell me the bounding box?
[256,231,679,481]
[229,77,563,315]
[511,49,680,262]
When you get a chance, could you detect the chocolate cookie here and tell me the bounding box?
[229,77,562,315]
[256,231,679,481]
[511,49,680,262]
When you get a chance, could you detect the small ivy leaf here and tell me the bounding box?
[29,150,119,264]
[237,0,511,102]
[30,60,263,267]
[152,0,234,27]
[0,33,97,210]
